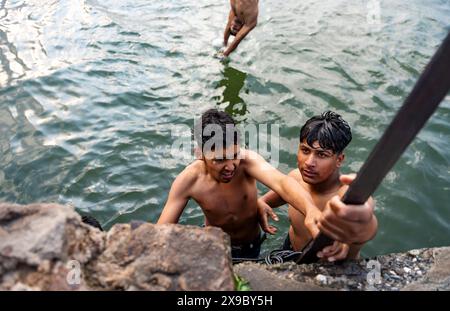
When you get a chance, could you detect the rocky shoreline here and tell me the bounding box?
[1,203,448,291]
[0,203,234,290]
[234,246,450,291]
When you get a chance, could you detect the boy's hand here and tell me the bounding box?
[318,174,377,245]
[214,50,229,62]
[214,50,225,59]
[257,199,278,235]
[304,206,322,238]
[317,241,350,262]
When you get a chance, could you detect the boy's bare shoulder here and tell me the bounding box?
[238,148,256,164]
[240,148,256,159]
[239,149,271,170]
[178,160,206,182]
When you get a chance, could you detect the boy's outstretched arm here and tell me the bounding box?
[224,9,235,46]
[244,150,322,236]
[223,22,257,57]
[259,188,286,208]
[157,169,194,224]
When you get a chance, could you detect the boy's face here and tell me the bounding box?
[203,144,241,183]
[297,140,344,185]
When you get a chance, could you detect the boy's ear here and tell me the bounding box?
[336,153,345,168]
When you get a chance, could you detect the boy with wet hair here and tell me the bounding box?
[158,109,376,261]
[259,111,378,261]
[301,111,352,155]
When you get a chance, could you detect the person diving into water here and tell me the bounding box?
[218,0,259,58]
[157,109,377,261]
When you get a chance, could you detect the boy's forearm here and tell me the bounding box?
[157,206,181,224]
[364,215,378,243]
[223,24,255,56]
[224,36,245,56]
[224,28,231,45]
[224,19,232,44]
[280,176,318,216]
[260,190,286,208]
[347,244,362,259]
[347,215,378,259]
[224,9,234,45]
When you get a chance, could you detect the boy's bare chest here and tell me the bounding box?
[193,176,257,215]
[296,177,339,211]
[311,193,336,211]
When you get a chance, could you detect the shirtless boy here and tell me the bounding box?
[259,111,378,261]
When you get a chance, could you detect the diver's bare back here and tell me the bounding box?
[187,158,260,244]
[231,0,259,22]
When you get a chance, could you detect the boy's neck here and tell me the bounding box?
[308,170,341,195]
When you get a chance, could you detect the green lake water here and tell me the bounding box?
[0,0,449,257]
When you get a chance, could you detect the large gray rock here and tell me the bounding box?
[86,223,234,291]
[0,203,105,290]
[0,203,235,291]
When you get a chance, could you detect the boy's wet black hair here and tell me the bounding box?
[300,111,352,154]
[193,109,240,153]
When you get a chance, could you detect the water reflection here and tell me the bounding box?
[0,29,28,87]
[0,84,74,203]
[214,65,248,121]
